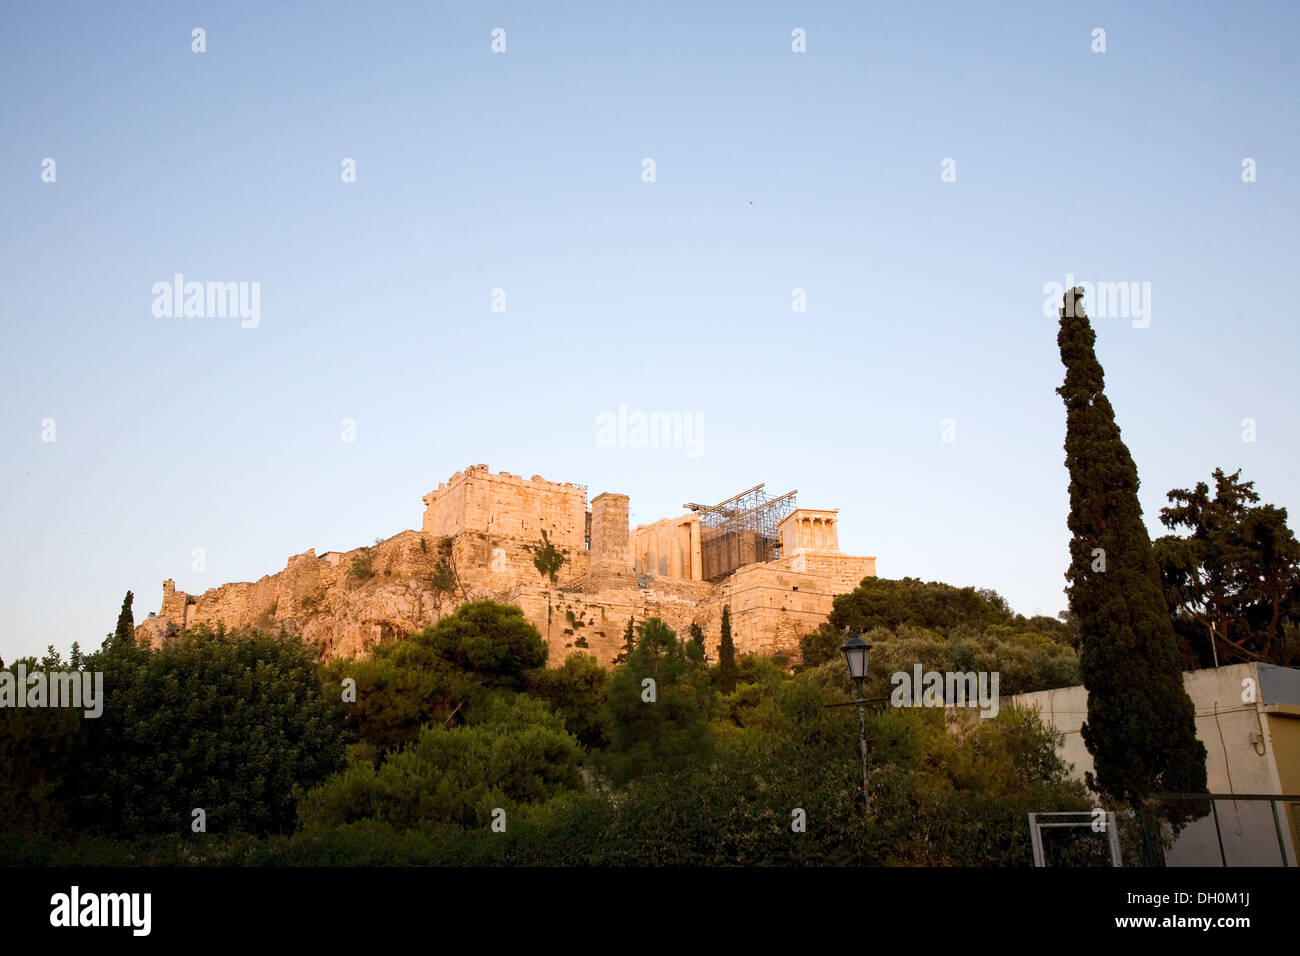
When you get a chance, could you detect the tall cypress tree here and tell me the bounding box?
[614,615,635,666]
[718,605,737,693]
[113,591,135,648]
[688,622,706,661]
[1056,287,1207,817]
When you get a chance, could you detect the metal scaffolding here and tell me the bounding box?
[684,483,797,580]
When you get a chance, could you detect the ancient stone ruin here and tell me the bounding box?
[137,464,877,665]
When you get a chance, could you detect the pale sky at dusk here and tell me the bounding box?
[2,1,1297,661]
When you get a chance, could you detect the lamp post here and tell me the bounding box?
[840,632,872,805]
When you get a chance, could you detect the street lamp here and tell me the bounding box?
[840,632,872,805]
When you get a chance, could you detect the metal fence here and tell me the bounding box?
[1141,793,1299,867]
[1030,794,1299,867]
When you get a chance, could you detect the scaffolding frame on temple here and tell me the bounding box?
[684,483,798,581]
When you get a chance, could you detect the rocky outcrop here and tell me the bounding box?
[138,467,876,666]
[136,531,484,659]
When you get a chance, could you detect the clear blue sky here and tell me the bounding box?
[2,1,1297,662]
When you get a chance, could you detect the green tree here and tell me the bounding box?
[1153,467,1300,667]
[799,576,1078,668]
[75,626,346,837]
[298,694,583,833]
[600,618,714,783]
[686,622,706,665]
[0,657,84,836]
[825,577,1018,634]
[525,652,610,750]
[406,600,548,690]
[321,601,550,755]
[321,651,471,755]
[717,605,737,693]
[1055,286,1207,818]
[613,615,635,666]
[594,660,1087,866]
[112,591,134,648]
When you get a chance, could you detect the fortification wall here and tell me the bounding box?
[422,465,587,554]
[713,563,841,657]
[139,466,876,668]
[769,552,876,593]
[513,578,719,666]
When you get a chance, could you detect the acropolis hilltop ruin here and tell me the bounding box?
[138,465,877,665]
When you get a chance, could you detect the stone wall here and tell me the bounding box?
[716,563,844,658]
[632,513,701,581]
[422,465,587,555]
[140,465,877,669]
[1010,663,1300,865]
[769,552,877,593]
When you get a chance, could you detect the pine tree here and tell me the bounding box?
[688,622,706,659]
[614,615,635,666]
[718,605,737,693]
[113,591,135,648]
[1056,287,1207,820]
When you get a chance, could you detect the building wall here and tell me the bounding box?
[770,552,876,592]
[632,513,701,581]
[1268,713,1300,852]
[717,563,843,657]
[1010,663,1299,866]
[422,465,587,555]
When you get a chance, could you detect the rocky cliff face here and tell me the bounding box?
[137,495,870,666]
[136,530,730,665]
[137,531,485,659]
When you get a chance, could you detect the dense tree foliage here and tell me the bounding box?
[1,624,346,840]
[717,605,737,693]
[803,576,1074,657]
[0,669,83,835]
[600,618,714,783]
[1154,467,1300,667]
[688,622,706,661]
[78,626,346,837]
[407,600,547,689]
[613,615,635,666]
[799,577,1079,697]
[525,652,610,750]
[297,694,583,833]
[1056,286,1207,815]
[321,600,550,754]
[0,592,1127,865]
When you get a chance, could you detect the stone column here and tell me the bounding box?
[590,493,635,587]
[689,517,702,580]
